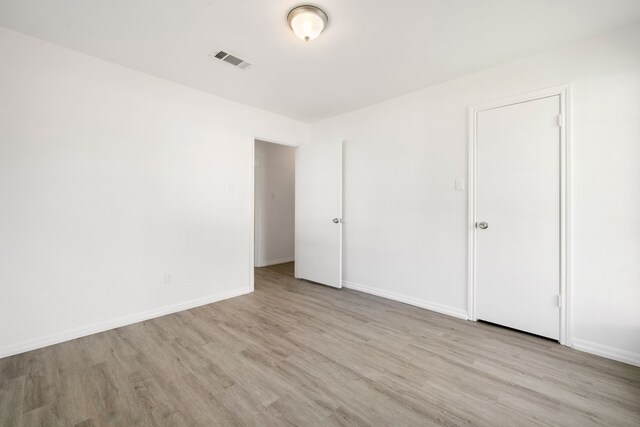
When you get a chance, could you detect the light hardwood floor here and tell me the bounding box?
[1,262,639,426]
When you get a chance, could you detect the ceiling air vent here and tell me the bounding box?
[209,50,252,70]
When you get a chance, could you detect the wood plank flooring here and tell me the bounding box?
[1,262,639,426]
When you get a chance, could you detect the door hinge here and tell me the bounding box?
[557,114,563,128]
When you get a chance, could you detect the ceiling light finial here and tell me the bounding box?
[287,5,328,42]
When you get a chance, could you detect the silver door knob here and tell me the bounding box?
[477,221,488,230]
[333,218,341,224]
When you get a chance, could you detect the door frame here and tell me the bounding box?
[467,85,572,346]
[251,136,299,291]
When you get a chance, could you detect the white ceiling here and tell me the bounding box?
[1,0,640,122]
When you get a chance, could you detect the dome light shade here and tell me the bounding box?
[288,5,328,42]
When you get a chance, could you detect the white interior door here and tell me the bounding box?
[476,96,560,340]
[295,139,343,288]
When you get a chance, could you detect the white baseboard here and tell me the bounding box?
[256,257,294,267]
[0,287,253,359]
[342,280,468,320]
[572,338,640,367]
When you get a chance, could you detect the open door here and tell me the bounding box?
[295,139,343,288]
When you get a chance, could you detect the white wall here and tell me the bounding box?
[0,27,307,357]
[310,24,640,365]
[254,140,296,267]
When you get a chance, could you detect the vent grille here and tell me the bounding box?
[210,50,252,70]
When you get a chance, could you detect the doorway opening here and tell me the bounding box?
[253,139,297,285]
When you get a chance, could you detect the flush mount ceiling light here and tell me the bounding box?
[287,5,328,42]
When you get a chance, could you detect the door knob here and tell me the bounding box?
[333,218,341,224]
[477,221,488,230]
